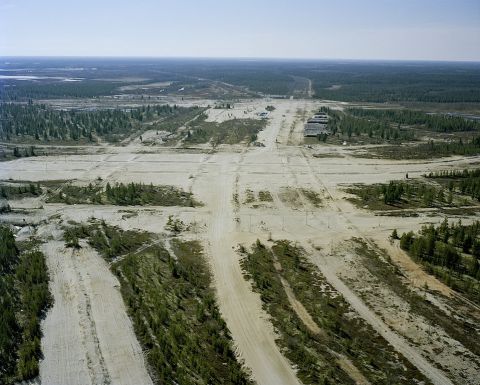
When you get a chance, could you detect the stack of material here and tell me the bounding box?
[304,113,330,137]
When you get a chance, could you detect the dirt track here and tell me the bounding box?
[2,98,480,384]
[38,230,153,385]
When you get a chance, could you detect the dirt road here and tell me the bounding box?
[199,157,301,385]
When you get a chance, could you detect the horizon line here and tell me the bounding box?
[1,55,480,64]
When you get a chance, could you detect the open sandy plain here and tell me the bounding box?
[2,98,480,385]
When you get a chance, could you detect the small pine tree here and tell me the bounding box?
[391,229,399,240]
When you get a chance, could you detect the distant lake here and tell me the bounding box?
[0,75,83,81]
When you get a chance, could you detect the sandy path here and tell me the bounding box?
[200,158,301,385]
[39,231,153,385]
[315,252,454,385]
[271,250,371,385]
[271,250,323,336]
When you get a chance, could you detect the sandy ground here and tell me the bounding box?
[37,225,153,385]
[2,98,480,385]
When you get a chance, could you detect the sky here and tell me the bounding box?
[1,0,479,61]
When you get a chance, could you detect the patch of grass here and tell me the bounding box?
[312,153,345,159]
[185,114,266,145]
[278,187,302,209]
[244,189,255,204]
[232,193,239,207]
[63,221,150,261]
[151,107,205,134]
[258,190,273,202]
[300,188,322,207]
[241,240,429,384]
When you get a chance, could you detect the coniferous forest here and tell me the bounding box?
[0,103,199,143]
[0,226,52,384]
[400,220,480,303]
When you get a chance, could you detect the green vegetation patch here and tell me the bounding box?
[314,106,479,148]
[185,114,266,145]
[244,189,255,204]
[300,188,322,207]
[425,168,480,202]
[347,108,480,133]
[366,137,480,159]
[47,182,200,207]
[150,106,205,135]
[0,226,52,384]
[0,182,42,200]
[346,179,477,212]
[63,223,252,383]
[322,107,415,145]
[240,240,428,384]
[0,103,200,144]
[64,221,150,261]
[258,190,274,202]
[114,240,252,384]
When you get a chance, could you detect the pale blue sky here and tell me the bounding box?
[1,0,479,60]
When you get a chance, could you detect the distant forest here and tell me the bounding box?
[1,58,480,102]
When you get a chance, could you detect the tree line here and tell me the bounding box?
[1,183,42,200]
[0,226,52,384]
[347,108,480,132]
[0,103,189,143]
[105,182,196,206]
[48,182,198,207]
[349,180,455,208]
[315,106,479,146]
[318,107,415,143]
[399,219,480,302]
[375,137,480,159]
[0,80,119,101]
[425,169,480,201]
